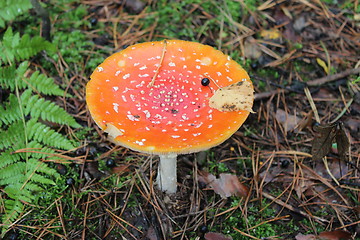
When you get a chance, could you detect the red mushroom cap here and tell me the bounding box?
[86,40,254,154]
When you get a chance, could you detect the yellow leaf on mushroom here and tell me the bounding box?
[209,81,254,112]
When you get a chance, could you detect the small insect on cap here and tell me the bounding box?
[86,40,254,155]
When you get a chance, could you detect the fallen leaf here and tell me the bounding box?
[244,37,262,60]
[124,0,146,14]
[295,230,352,240]
[312,122,350,162]
[316,58,329,74]
[205,232,233,240]
[275,109,301,132]
[199,172,249,198]
[145,226,159,240]
[111,164,131,175]
[260,29,281,39]
[314,158,349,179]
[295,233,316,240]
[209,81,254,113]
[318,230,352,240]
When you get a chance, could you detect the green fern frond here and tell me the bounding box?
[0,28,55,65]
[1,12,80,237]
[0,0,32,28]
[0,61,28,91]
[26,119,75,150]
[0,162,26,181]
[0,120,24,150]
[21,89,80,128]
[26,157,59,178]
[0,149,21,169]
[23,141,66,162]
[0,61,65,96]
[2,199,24,230]
[0,94,21,127]
[27,70,66,96]
[4,183,38,202]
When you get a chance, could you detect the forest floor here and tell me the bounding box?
[2,0,360,239]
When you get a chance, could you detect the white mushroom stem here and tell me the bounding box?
[156,153,178,194]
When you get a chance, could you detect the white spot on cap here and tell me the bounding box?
[143,110,151,118]
[193,133,201,137]
[123,73,130,79]
[135,141,144,146]
[115,70,121,76]
[97,67,104,72]
[139,74,150,78]
[139,65,147,70]
[169,62,176,67]
[113,103,119,113]
[171,135,180,138]
[121,95,127,102]
[127,115,140,121]
[113,86,119,91]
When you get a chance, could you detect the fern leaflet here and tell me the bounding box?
[0,28,55,65]
[0,0,32,28]
[21,89,80,128]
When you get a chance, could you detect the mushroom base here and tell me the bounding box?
[156,154,178,194]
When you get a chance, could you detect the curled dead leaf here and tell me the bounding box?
[111,164,131,175]
[295,229,352,240]
[205,232,233,240]
[199,172,249,198]
[318,230,352,240]
[295,233,316,240]
[312,122,350,162]
[275,109,301,133]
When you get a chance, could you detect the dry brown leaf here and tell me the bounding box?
[318,230,352,240]
[244,37,262,59]
[312,122,350,162]
[199,172,249,198]
[205,232,233,240]
[111,164,131,175]
[145,226,159,240]
[275,109,301,132]
[295,233,316,240]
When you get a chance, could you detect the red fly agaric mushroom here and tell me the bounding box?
[86,40,254,194]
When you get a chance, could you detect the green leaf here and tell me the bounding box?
[21,89,80,128]
[26,119,75,150]
[0,0,32,28]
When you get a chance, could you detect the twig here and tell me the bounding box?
[307,67,360,86]
[148,40,167,87]
[30,0,51,41]
[262,192,328,223]
[304,87,320,123]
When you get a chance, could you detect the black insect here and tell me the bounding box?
[201,78,210,86]
[106,159,116,168]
